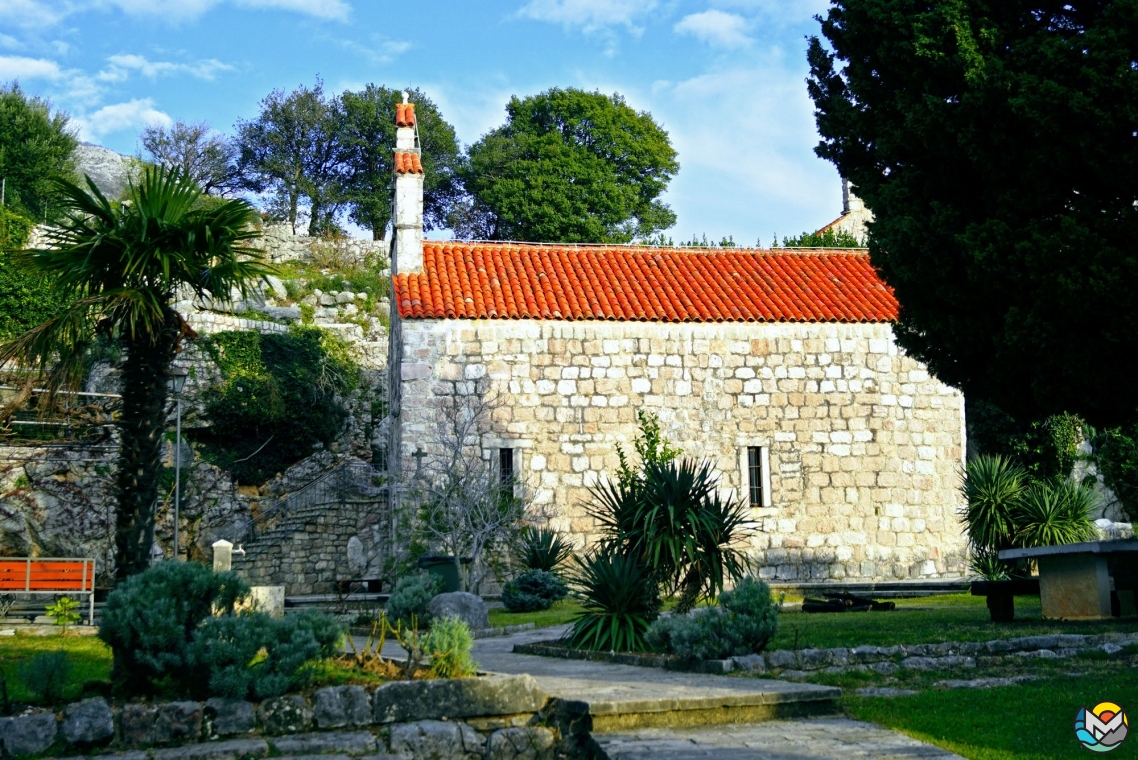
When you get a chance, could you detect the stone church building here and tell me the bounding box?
[386,100,967,583]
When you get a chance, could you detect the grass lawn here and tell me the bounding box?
[768,593,1138,650]
[845,670,1138,760]
[488,599,582,629]
[0,635,111,704]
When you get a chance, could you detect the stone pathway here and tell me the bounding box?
[369,624,963,759]
[597,718,964,759]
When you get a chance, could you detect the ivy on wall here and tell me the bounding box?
[0,207,73,340]
[192,325,360,485]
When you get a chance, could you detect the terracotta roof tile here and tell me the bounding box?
[395,103,416,128]
[395,243,897,323]
[394,152,423,174]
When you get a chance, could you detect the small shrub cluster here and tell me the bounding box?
[422,616,477,679]
[99,562,342,699]
[566,550,659,652]
[502,569,568,612]
[646,577,779,660]
[19,652,70,705]
[512,526,573,573]
[385,573,444,628]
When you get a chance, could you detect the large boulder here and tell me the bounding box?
[428,591,489,630]
[61,697,114,746]
[0,712,57,756]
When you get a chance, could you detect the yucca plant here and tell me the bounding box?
[587,457,751,613]
[512,526,573,572]
[1014,479,1098,548]
[961,454,1027,552]
[566,550,659,652]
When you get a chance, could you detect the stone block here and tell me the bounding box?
[271,731,377,755]
[487,727,556,760]
[389,721,484,760]
[0,712,58,756]
[121,704,159,746]
[313,686,372,728]
[205,698,257,737]
[729,654,766,673]
[373,675,547,724]
[766,649,797,669]
[427,592,490,630]
[156,702,203,744]
[61,697,114,746]
[151,738,268,760]
[258,695,312,735]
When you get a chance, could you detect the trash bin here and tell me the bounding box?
[417,555,468,593]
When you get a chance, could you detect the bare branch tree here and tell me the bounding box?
[406,378,532,594]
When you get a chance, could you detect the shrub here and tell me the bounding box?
[962,454,1029,580]
[566,550,659,652]
[19,652,70,705]
[502,569,569,612]
[422,616,477,679]
[512,526,573,573]
[645,577,778,661]
[45,596,81,628]
[190,610,343,699]
[1014,479,1098,548]
[1092,426,1138,523]
[98,561,249,697]
[385,574,444,628]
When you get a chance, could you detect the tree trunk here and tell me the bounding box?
[114,308,180,580]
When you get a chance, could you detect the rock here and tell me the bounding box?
[1015,649,1059,659]
[1102,642,1124,655]
[150,738,269,760]
[271,730,377,755]
[869,661,897,675]
[730,654,766,673]
[373,675,547,724]
[428,592,490,630]
[313,685,372,728]
[258,695,312,735]
[766,649,798,669]
[61,697,115,746]
[121,704,159,746]
[389,720,484,760]
[347,537,367,577]
[264,275,288,300]
[343,303,359,317]
[487,727,556,760]
[855,687,918,697]
[0,712,58,756]
[156,702,203,744]
[1014,635,1059,651]
[798,649,831,670]
[850,645,884,663]
[263,306,302,321]
[336,292,355,304]
[934,676,1039,689]
[204,698,256,737]
[320,294,336,306]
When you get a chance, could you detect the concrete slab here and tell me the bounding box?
[371,624,839,731]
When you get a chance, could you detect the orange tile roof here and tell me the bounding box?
[395,103,416,127]
[394,152,423,174]
[395,242,897,323]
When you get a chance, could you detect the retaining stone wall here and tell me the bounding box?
[398,319,967,582]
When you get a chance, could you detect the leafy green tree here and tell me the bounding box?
[461,88,679,243]
[0,167,271,579]
[779,227,863,248]
[141,121,240,196]
[807,1,1138,428]
[0,82,78,219]
[340,85,463,240]
[0,207,72,341]
[235,79,349,235]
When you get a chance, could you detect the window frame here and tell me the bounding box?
[739,445,772,508]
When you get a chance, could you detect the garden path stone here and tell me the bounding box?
[934,676,1039,690]
[854,688,919,697]
[205,698,257,737]
[596,717,965,759]
[151,738,269,760]
[0,712,57,756]
[270,730,377,755]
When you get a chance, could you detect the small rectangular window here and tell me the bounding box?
[498,448,515,487]
[743,445,772,508]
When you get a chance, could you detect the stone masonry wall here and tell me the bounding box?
[398,319,968,582]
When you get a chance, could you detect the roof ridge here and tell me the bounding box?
[425,241,870,256]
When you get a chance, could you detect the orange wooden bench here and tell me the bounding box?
[0,558,96,625]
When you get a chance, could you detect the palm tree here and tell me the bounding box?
[0,166,271,579]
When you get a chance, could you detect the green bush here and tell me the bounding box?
[422,616,477,679]
[566,550,659,652]
[645,577,779,660]
[0,207,73,341]
[962,454,1026,554]
[502,569,568,612]
[1015,479,1098,548]
[98,562,249,697]
[190,610,343,699]
[385,574,444,628]
[1093,426,1138,523]
[512,526,573,573]
[18,652,70,705]
[194,326,360,484]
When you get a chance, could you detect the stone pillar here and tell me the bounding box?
[212,539,233,573]
[1038,553,1113,620]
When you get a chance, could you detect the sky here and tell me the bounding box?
[0,0,844,245]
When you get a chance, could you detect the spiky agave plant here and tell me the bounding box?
[512,526,574,573]
[961,455,1027,552]
[1014,479,1098,548]
[565,550,659,652]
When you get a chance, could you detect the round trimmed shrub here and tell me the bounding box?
[385,573,445,628]
[502,569,569,612]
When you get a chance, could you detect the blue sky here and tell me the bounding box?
[0,0,843,245]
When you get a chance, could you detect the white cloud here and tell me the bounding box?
[0,0,73,31]
[99,53,234,82]
[338,37,412,65]
[0,54,64,80]
[99,0,350,22]
[236,0,349,20]
[0,34,21,50]
[74,98,172,141]
[674,10,752,49]
[515,0,658,34]
[709,0,830,26]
